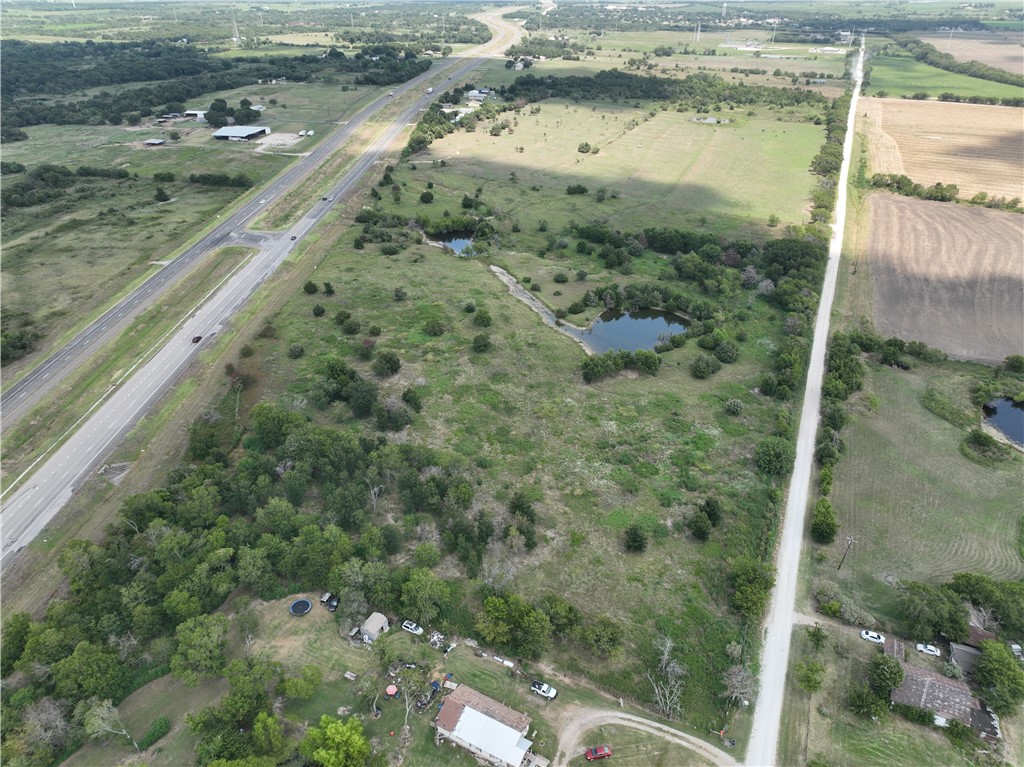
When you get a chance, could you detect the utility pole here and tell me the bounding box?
[837,536,857,571]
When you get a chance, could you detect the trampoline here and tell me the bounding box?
[290,598,312,616]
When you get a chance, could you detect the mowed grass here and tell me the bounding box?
[866,54,1024,98]
[565,726,714,767]
[819,362,1023,624]
[410,99,823,237]
[778,628,978,767]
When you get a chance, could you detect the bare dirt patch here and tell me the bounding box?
[866,194,1024,363]
[917,31,1024,77]
[860,98,1024,199]
[256,132,305,150]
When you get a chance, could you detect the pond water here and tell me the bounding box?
[693,117,732,124]
[443,237,473,255]
[568,309,687,353]
[983,398,1024,446]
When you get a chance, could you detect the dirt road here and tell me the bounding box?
[554,706,737,766]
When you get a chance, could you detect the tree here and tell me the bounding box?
[419,191,433,203]
[1004,354,1024,373]
[300,715,370,767]
[279,664,323,700]
[1,611,32,676]
[17,697,74,763]
[303,280,319,295]
[83,698,138,751]
[729,556,775,621]
[805,623,829,652]
[974,640,1024,715]
[721,664,756,704]
[52,641,129,701]
[755,436,795,476]
[810,498,838,544]
[646,635,686,719]
[624,522,648,552]
[155,186,170,202]
[897,581,968,643]
[688,510,712,541]
[690,352,722,379]
[171,613,229,687]
[869,654,904,695]
[795,659,825,694]
[372,350,401,377]
[400,568,450,627]
[253,711,284,756]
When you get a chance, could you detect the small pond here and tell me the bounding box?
[442,237,474,255]
[568,308,687,353]
[983,398,1024,446]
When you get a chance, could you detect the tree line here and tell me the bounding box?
[885,35,1024,89]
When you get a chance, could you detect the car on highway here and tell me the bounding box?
[530,680,557,699]
[259,199,267,204]
[401,620,423,635]
[860,630,885,645]
[584,745,612,761]
[916,643,941,657]
[290,235,297,240]
[191,336,202,343]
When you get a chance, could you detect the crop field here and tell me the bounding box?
[864,194,1024,363]
[860,97,1024,199]
[865,54,1024,99]
[917,31,1024,76]
[778,628,980,767]
[414,99,824,236]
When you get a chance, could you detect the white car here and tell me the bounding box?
[401,620,424,636]
[860,630,885,645]
[916,643,941,657]
[531,681,557,699]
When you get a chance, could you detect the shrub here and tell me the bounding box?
[381,243,401,256]
[1005,354,1024,373]
[472,334,492,353]
[323,282,335,295]
[420,191,434,203]
[755,436,795,476]
[334,310,352,325]
[624,522,648,552]
[553,272,569,283]
[287,344,304,359]
[303,280,318,295]
[367,325,381,336]
[463,301,476,313]
[374,398,412,431]
[473,309,492,327]
[715,342,739,363]
[240,345,254,358]
[140,716,171,749]
[810,498,838,544]
[892,703,934,726]
[700,497,723,526]
[342,318,362,335]
[373,350,401,377]
[689,510,712,541]
[401,387,422,412]
[394,287,407,301]
[345,379,379,417]
[691,353,722,379]
[725,398,743,416]
[424,319,446,336]
[566,184,588,195]
[357,338,376,360]
[312,304,326,317]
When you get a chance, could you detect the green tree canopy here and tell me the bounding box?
[300,715,371,767]
[171,613,229,687]
[974,640,1024,715]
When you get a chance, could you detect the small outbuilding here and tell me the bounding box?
[143,138,166,146]
[212,125,271,141]
[359,612,390,643]
[184,110,207,121]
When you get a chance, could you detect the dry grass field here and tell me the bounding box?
[866,194,1024,363]
[918,31,1024,76]
[860,97,1024,199]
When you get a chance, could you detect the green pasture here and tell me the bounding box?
[866,54,1024,98]
[406,99,823,238]
[811,362,1023,627]
[182,81,381,129]
[777,628,979,767]
[565,726,714,767]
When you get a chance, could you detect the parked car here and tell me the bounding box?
[327,596,340,613]
[530,680,557,699]
[860,630,885,645]
[585,745,612,761]
[1011,643,1023,661]
[401,620,424,636]
[916,643,941,657]
[320,592,333,606]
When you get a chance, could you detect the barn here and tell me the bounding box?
[212,126,271,141]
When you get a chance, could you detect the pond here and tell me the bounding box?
[983,398,1024,446]
[442,237,474,255]
[567,308,687,353]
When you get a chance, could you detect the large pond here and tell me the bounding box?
[983,398,1024,446]
[567,309,687,353]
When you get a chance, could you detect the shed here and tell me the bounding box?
[143,138,166,146]
[950,642,981,675]
[184,110,207,121]
[212,126,271,141]
[359,612,390,642]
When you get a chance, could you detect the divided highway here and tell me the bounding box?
[0,11,524,569]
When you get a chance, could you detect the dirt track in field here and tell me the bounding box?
[867,194,1024,363]
[861,98,1024,199]
[918,31,1024,76]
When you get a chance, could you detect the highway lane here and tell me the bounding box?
[0,11,525,569]
[0,8,521,431]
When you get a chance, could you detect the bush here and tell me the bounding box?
[755,437,795,476]
[810,498,838,544]
[381,243,401,256]
[287,344,304,359]
[140,716,171,749]
[312,304,326,317]
[420,191,434,203]
[424,319,446,336]
[714,342,739,363]
[891,703,934,726]
[303,280,318,295]
[553,272,569,283]
[473,309,492,327]
[334,310,352,325]
[566,184,588,195]
[472,334,492,353]
[700,497,723,526]
[367,325,381,336]
[373,351,401,377]
[1005,354,1024,373]
[690,353,722,379]
[374,398,413,431]
[401,387,422,412]
[342,318,362,335]
[689,510,712,541]
[725,398,743,416]
[624,522,648,552]
[323,282,335,295]
[394,287,407,301]
[463,301,476,313]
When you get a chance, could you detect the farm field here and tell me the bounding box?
[864,194,1024,363]
[414,99,824,237]
[865,53,1024,99]
[860,97,1024,199]
[918,31,1024,76]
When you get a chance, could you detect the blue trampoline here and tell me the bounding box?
[290,598,312,616]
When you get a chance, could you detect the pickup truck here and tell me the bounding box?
[530,680,557,699]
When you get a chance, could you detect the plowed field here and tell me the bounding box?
[867,195,1024,363]
[861,98,1024,199]
[918,32,1024,77]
